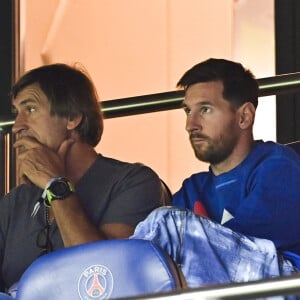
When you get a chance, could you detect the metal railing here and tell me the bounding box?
[126,273,300,299]
[1,72,300,127]
[98,71,300,119]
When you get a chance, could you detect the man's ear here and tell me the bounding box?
[238,102,256,129]
[66,114,83,130]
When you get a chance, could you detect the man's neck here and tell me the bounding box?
[65,142,98,184]
[211,139,255,176]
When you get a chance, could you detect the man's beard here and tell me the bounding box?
[190,134,237,165]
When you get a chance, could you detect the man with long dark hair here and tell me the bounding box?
[0,63,168,293]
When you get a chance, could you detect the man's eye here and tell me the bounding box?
[200,107,211,114]
[183,107,191,115]
[26,106,36,113]
[11,107,18,115]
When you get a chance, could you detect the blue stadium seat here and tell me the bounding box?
[16,239,182,300]
[0,293,13,300]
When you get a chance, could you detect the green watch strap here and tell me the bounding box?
[42,177,75,207]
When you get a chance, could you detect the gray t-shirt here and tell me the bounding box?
[0,154,163,290]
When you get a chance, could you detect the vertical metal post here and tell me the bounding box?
[0,127,14,198]
[0,131,5,198]
[0,0,20,197]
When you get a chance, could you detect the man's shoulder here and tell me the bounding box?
[96,154,143,168]
[84,154,159,182]
[97,154,156,172]
[252,140,300,161]
[179,170,211,188]
[244,140,300,178]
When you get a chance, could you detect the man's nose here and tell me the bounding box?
[12,113,28,134]
[185,113,202,133]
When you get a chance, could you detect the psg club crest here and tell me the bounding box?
[78,265,114,300]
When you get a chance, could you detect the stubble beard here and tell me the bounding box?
[191,135,237,165]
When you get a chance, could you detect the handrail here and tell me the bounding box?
[126,273,300,300]
[101,72,300,119]
[0,115,15,131]
[1,72,300,128]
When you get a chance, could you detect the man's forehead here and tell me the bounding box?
[182,81,231,110]
[13,83,45,104]
[185,80,223,95]
[185,81,224,93]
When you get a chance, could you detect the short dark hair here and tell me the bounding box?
[11,63,103,146]
[177,58,258,108]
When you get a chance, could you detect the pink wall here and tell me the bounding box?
[22,0,273,193]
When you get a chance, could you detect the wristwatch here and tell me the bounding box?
[44,177,75,206]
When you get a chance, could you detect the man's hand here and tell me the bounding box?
[14,136,74,189]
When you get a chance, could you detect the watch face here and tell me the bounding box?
[49,179,71,199]
[45,177,74,203]
[51,180,69,196]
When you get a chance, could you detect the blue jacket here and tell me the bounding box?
[173,141,300,254]
[131,207,298,292]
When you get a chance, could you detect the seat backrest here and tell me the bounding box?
[286,141,300,155]
[16,239,182,300]
[0,293,13,300]
[160,179,173,206]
